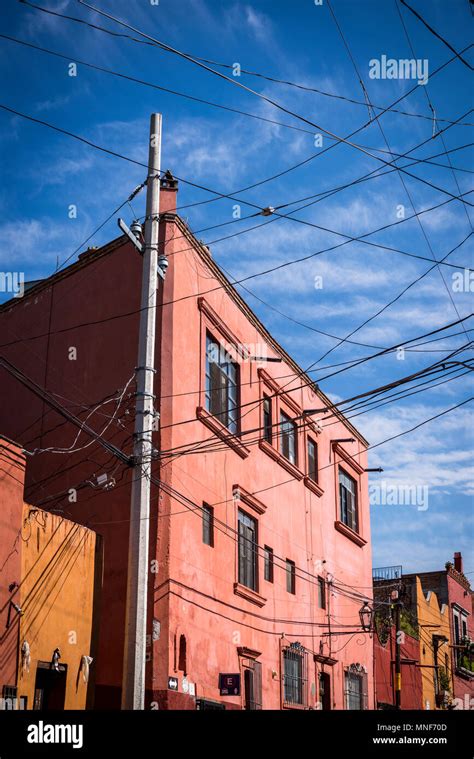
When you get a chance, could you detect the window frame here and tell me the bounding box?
[262,394,272,444]
[307,437,318,483]
[286,559,296,595]
[280,410,297,466]
[317,576,326,609]
[238,509,259,592]
[339,467,359,533]
[264,545,274,583]
[205,331,240,435]
[282,644,308,707]
[344,669,368,710]
[202,503,214,547]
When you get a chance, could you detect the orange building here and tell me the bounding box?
[401,576,452,710]
[0,436,102,709]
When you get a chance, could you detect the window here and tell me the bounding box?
[453,612,460,644]
[202,504,214,546]
[178,635,187,675]
[307,438,318,482]
[286,559,296,594]
[263,395,272,443]
[283,644,307,706]
[1,686,17,710]
[280,411,297,465]
[238,510,258,591]
[205,333,239,434]
[264,546,274,583]
[319,672,331,710]
[339,468,358,532]
[243,660,262,710]
[344,669,368,710]
[317,576,326,609]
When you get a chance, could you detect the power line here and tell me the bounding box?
[0,356,132,465]
[3,32,472,172]
[16,0,474,128]
[399,0,473,69]
[76,0,473,208]
[316,0,472,370]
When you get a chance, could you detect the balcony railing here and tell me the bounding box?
[372,565,403,582]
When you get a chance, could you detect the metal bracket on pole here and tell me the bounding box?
[118,218,144,254]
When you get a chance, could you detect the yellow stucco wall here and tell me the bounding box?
[16,505,100,710]
[415,577,452,710]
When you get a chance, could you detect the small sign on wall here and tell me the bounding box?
[219,673,240,696]
[168,677,178,691]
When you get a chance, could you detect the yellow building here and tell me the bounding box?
[412,577,452,710]
[16,503,102,710]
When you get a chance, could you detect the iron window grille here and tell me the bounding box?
[339,467,358,532]
[344,669,368,710]
[280,411,297,465]
[238,510,258,591]
[283,643,308,706]
[1,686,17,710]
[205,333,239,434]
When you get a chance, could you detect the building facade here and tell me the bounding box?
[404,556,474,709]
[0,178,374,709]
[0,436,102,709]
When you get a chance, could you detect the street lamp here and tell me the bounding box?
[359,602,374,632]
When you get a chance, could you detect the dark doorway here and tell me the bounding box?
[33,663,67,710]
[319,672,331,710]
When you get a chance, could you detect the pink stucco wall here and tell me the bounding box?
[0,181,374,709]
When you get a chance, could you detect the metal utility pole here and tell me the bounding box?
[393,591,402,710]
[122,113,162,710]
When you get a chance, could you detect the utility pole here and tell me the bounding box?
[122,113,162,710]
[393,591,402,710]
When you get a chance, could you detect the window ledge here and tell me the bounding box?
[334,520,366,547]
[282,702,308,711]
[303,476,324,497]
[258,439,304,480]
[196,406,250,459]
[233,582,267,607]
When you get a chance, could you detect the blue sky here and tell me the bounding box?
[0,0,473,577]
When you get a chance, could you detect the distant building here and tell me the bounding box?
[373,556,473,711]
[0,436,102,710]
[404,554,474,707]
[0,177,374,709]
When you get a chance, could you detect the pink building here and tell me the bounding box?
[0,176,374,709]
